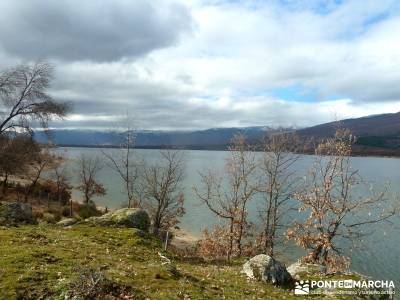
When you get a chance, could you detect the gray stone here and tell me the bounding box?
[241,254,292,286]
[84,208,150,231]
[287,261,327,280]
[57,218,78,227]
[0,202,37,225]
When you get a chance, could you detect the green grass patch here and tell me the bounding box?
[0,224,338,299]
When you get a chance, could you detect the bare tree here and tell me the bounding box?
[0,137,17,196]
[258,133,300,257]
[142,150,185,234]
[194,134,258,259]
[287,128,399,270]
[23,145,56,202]
[77,155,106,205]
[51,162,72,206]
[0,62,69,135]
[102,115,141,208]
[0,135,38,196]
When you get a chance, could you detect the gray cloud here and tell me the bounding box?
[0,0,192,62]
[1,0,400,131]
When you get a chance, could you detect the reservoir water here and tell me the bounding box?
[57,147,400,287]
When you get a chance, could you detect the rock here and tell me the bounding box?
[84,208,150,231]
[0,202,37,225]
[241,254,292,286]
[57,218,78,227]
[287,261,327,280]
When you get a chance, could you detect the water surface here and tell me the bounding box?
[58,147,400,286]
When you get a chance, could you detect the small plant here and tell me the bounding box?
[77,201,102,219]
[61,205,71,217]
[66,268,138,299]
[42,212,57,224]
[197,225,237,261]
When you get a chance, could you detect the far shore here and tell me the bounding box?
[55,144,400,159]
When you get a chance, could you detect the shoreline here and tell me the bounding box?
[56,144,400,159]
[170,227,200,250]
[69,197,201,249]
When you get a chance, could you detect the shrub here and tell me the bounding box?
[197,225,236,261]
[61,205,71,217]
[42,212,56,224]
[47,207,62,222]
[77,202,101,219]
[33,210,44,220]
[66,268,139,299]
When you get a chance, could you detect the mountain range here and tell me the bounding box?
[35,112,400,155]
[34,126,278,150]
[297,111,400,154]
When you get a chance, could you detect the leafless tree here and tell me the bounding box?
[77,155,106,205]
[0,137,16,196]
[287,128,399,271]
[258,133,301,257]
[23,145,56,202]
[194,134,258,259]
[0,62,69,135]
[0,136,38,196]
[51,162,72,206]
[102,115,141,208]
[142,150,185,234]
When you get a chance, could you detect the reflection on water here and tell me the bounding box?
[57,147,400,286]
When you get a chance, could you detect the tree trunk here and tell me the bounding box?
[152,201,162,235]
[24,187,29,203]
[264,184,274,255]
[1,173,9,196]
[84,189,90,205]
[236,221,243,256]
[267,231,274,257]
[58,188,62,206]
[310,244,323,263]
[227,218,234,261]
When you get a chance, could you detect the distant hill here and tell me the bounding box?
[34,112,400,155]
[297,112,400,138]
[34,126,284,150]
[296,112,400,153]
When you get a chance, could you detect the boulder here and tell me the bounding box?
[57,218,78,227]
[0,202,37,225]
[241,254,292,286]
[84,208,150,231]
[287,261,327,280]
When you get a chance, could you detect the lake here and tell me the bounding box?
[57,147,400,287]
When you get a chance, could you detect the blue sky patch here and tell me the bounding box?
[269,84,319,102]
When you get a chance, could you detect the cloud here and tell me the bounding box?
[0,0,192,62]
[1,0,400,130]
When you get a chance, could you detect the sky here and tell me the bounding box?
[0,0,399,131]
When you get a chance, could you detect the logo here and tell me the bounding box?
[293,279,395,296]
[343,280,354,288]
[295,280,310,295]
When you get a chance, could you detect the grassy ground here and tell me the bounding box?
[0,224,380,300]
